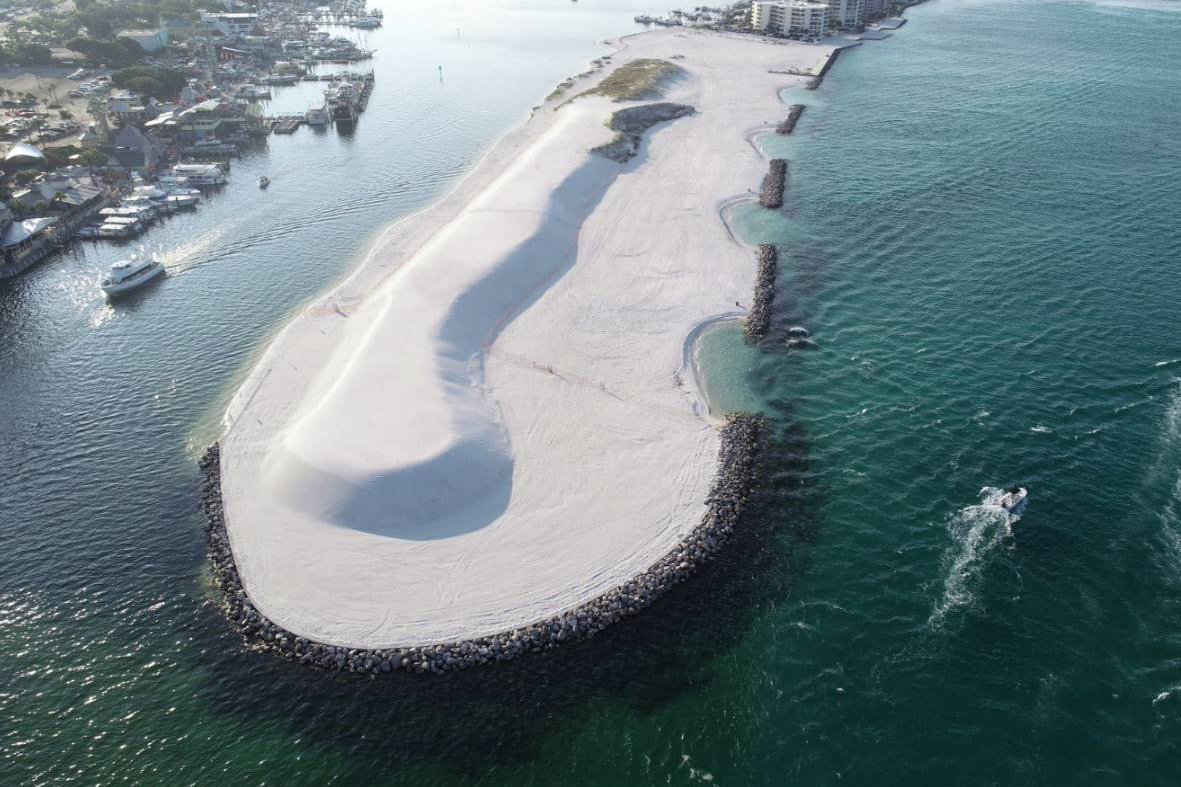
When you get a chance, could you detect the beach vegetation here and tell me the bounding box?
[575,59,686,102]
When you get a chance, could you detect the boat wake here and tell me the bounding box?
[927,487,1020,628]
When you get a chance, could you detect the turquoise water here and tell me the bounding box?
[3,0,1181,784]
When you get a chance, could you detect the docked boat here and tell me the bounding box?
[239,84,272,100]
[331,99,357,125]
[132,184,169,201]
[100,256,164,298]
[97,215,145,237]
[305,100,331,126]
[166,193,200,209]
[171,163,226,187]
[258,175,271,189]
[997,486,1028,516]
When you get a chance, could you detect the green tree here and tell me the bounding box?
[125,76,163,99]
[112,65,186,98]
[13,43,55,66]
[78,148,108,166]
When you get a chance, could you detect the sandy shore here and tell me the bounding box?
[0,67,93,146]
[220,29,835,649]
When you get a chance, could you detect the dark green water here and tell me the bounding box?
[3,1,1181,784]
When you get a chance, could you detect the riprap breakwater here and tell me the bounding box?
[745,244,778,341]
[199,413,766,674]
[776,104,806,134]
[759,159,788,209]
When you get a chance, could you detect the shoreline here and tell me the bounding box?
[213,29,838,657]
[201,412,765,673]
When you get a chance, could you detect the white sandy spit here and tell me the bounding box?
[220,30,835,648]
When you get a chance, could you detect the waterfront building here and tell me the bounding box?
[107,91,159,125]
[861,0,889,20]
[0,215,59,277]
[751,1,832,37]
[118,28,169,52]
[199,12,259,37]
[98,125,165,171]
[10,175,105,221]
[825,0,864,29]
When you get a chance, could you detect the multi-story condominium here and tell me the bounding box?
[862,0,890,19]
[751,1,832,36]
[825,0,864,28]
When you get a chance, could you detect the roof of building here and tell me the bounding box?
[5,142,45,164]
[177,99,222,117]
[1,217,58,248]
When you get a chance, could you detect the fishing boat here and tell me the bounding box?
[100,256,165,298]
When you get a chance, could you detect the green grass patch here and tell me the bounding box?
[576,58,686,102]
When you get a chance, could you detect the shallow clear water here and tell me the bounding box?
[3,0,1181,784]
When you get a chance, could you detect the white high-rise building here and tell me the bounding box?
[825,0,864,28]
[862,0,889,20]
[751,1,832,37]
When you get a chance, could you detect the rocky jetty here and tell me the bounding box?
[758,159,787,209]
[776,104,806,134]
[199,412,765,674]
[745,244,778,341]
[592,102,695,163]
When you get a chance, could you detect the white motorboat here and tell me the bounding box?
[100,256,164,298]
[258,175,271,189]
[171,163,226,186]
[166,193,199,209]
[997,486,1028,516]
[132,184,169,201]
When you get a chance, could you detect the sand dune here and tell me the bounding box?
[220,30,835,648]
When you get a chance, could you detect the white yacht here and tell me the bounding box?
[171,163,226,186]
[100,257,165,298]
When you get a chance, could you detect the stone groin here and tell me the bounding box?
[745,244,778,341]
[199,413,766,674]
[758,159,788,209]
[776,104,806,135]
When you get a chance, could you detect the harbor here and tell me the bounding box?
[0,1,381,281]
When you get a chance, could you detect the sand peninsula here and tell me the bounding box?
[215,29,836,658]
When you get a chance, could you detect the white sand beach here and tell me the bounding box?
[220,29,835,648]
